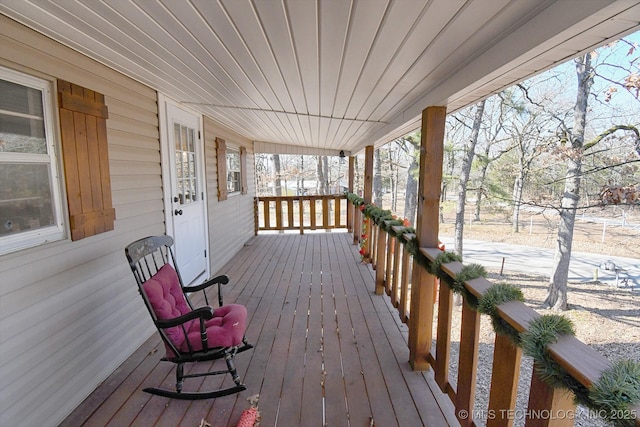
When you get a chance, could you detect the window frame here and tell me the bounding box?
[216,138,247,201]
[0,66,65,255]
[226,146,241,195]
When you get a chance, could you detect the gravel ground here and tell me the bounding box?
[436,270,639,427]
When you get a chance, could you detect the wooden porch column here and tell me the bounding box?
[347,156,355,232]
[408,106,446,371]
[363,146,374,261]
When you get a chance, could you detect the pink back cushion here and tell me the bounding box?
[142,264,193,350]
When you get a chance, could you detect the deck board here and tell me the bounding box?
[61,232,453,427]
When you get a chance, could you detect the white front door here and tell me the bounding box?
[165,103,207,285]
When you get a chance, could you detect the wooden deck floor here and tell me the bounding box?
[61,232,456,427]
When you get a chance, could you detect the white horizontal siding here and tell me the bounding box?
[204,117,256,275]
[0,16,163,427]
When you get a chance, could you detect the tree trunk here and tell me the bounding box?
[373,149,383,206]
[474,149,490,221]
[544,53,592,310]
[404,145,419,224]
[322,156,329,194]
[316,156,324,195]
[273,154,282,196]
[454,100,485,257]
[512,166,525,232]
[391,147,398,212]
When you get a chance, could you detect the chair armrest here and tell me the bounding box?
[156,306,214,328]
[183,274,229,292]
[183,274,230,307]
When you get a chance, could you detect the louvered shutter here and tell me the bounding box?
[58,80,115,240]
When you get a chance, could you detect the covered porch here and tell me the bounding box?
[61,231,456,427]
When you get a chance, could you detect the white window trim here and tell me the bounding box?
[0,66,65,255]
[226,145,241,196]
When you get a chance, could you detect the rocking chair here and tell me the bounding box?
[125,235,253,400]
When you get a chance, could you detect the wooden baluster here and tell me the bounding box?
[334,196,341,228]
[399,243,411,323]
[356,209,359,242]
[385,231,394,296]
[276,198,283,230]
[370,221,377,267]
[322,196,329,228]
[264,199,271,230]
[364,217,371,261]
[287,198,294,229]
[487,334,522,427]
[525,365,575,427]
[299,197,304,234]
[456,301,481,426]
[434,283,453,394]
[310,196,317,230]
[391,231,402,307]
[375,226,386,295]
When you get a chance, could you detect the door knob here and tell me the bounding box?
[174,209,183,215]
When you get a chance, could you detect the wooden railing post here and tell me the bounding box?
[456,302,481,426]
[363,146,374,260]
[525,365,575,427]
[487,334,523,427]
[434,282,453,393]
[409,106,446,371]
[253,197,259,235]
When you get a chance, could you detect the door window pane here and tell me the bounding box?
[174,123,198,204]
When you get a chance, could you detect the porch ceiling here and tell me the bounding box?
[1,1,639,154]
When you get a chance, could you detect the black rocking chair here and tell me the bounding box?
[125,235,253,400]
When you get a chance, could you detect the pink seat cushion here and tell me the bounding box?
[142,264,247,357]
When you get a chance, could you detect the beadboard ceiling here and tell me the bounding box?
[1,0,639,155]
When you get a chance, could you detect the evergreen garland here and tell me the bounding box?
[590,360,640,426]
[345,192,640,422]
[477,283,524,344]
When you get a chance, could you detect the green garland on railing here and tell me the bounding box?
[477,283,524,345]
[520,315,592,406]
[591,360,640,427]
[345,192,640,426]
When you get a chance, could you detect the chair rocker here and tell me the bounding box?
[125,235,253,400]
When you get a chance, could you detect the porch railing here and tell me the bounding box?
[254,195,347,234]
[347,199,640,427]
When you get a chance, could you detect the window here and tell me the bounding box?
[227,147,241,194]
[216,137,247,201]
[0,67,64,254]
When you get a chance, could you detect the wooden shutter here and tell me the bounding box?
[216,137,228,201]
[58,80,115,241]
[240,146,248,195]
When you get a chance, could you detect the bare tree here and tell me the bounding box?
[453,100,486,257]
[373,148,383,205]
[273,154,282,196]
